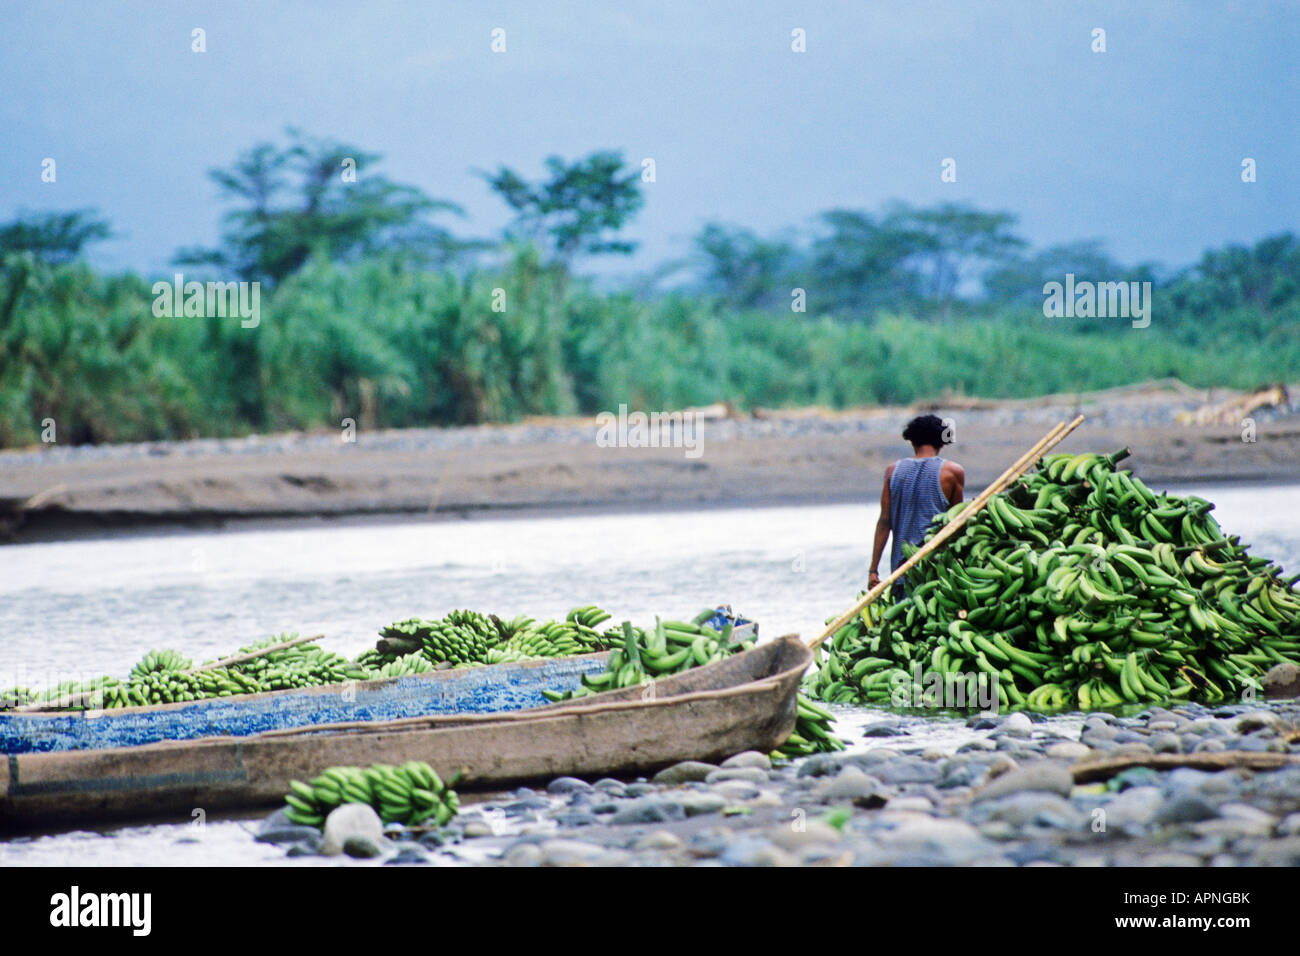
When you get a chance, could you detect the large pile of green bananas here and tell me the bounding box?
[811,449,1300,712]
[283,761,460,829]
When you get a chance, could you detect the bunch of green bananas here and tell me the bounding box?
[130,648,193,680]
[775,694,846,759]
[543,612,745,703]
[811,448,1300,712]
[370,606,617,670]
[283,761,460,829]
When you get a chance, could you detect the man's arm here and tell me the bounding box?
[868,464,894,588]
[941,461,965,506]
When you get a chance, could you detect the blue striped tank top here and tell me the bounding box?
[888,456,949,576]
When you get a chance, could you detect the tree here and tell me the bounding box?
[882,202,1026,317]
[983,240,1128,306]
[809,210,926,315]
[176,129,465,285]
[694,223,801,310]
[481,151,643,296]
[0,210,111,266]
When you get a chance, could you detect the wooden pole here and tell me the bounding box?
[180,633,325,675]
[808,414,1085,649]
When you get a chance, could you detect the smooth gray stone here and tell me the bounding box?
[386,845,431,865]
[862,720,905,737]
[553,811,598,827]
[321,804,384,856]
[814,766,888,807]
[342,834,385,859]
[705,767,768,785]
[965,792,1086,830]
[719,836,796,867]
[1099,785,1164,829]
[796,753,845,777]
[1153,794,1219,825]
[652,761,718,784]
[547,776,592,794]
[610,797,686,825]
[973,762,1073,801]
[720,751,772,770]
[869,758,941,785]
[676,792,728,817]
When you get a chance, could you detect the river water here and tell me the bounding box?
[2,484,1297,865]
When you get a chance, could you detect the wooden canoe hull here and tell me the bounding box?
[0,636,810,832]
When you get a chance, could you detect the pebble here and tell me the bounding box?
[1262,662,1300,698]
[705,767,768,785]
[711,780,762,802]
[652,761,717,784]
[1148,733,1182,754]
[552,811,598,828]
[862,720,905,737]
[885,796,935,813]
[974,762,1073,801]
[1248,837,1300,866]
[720,751,772,770]
[719,836,796,867]
[1045,741,1091,761]
[593,779,626,796]
[876,815,995,864]
[814,766,889,807]
[320,804,384,856]
[999,713,1034,738]
[1153,794,1219,825]
[1216,803,1278,832]
[675,792,727,817]
[386,845,430,865]
[765,821,845,850]
[633,830,684,851]
[342,835,385,859]
[1278,813,1300,837]
[503,843,542,867]
[462,821,495,838]
[967,792,1085,829]
[1099,786,1164,830]
[539,839,607,866]
[610,797,686,825]
[547,776,592,794]
[870,757,941,785]
[1234,710,1285,733]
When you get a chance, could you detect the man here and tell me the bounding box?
[868,414,964,596]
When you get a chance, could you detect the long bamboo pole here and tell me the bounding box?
[807,414,1085,649]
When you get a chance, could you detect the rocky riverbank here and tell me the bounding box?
[3,382,1298,541]
[255,699,1300,867]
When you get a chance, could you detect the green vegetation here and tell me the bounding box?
[0,132,1296,448]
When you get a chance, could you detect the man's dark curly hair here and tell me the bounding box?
[902,413,950,448]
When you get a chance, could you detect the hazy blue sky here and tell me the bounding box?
[2,1,1296,281]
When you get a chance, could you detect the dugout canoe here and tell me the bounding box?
[0,634,810,832]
